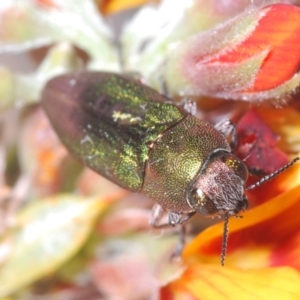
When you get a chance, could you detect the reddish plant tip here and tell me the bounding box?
[227,4,300,92]
[249,4,300,92]
[33,0,59,9]
[207,4,300,92]
[166,3,300,100]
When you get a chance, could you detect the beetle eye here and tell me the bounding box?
[189,189,218,215]
[221,154,248,181]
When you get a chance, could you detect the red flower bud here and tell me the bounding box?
[218,4,300,92]
[161,4,300,101]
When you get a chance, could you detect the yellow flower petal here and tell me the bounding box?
[258,107,300,155]
[167,264,300,300]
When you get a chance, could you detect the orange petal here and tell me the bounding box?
[246,158,300,206]
[19,109,68,197]
[271,229,300,270]
[100,0,158,15]
[184,176,300,268]
[33,0,59,9]
[165,264,300,300]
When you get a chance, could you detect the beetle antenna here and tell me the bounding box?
[246,157,299,191]
[221,212,229,266]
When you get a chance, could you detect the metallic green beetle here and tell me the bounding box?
[42,72,297,264]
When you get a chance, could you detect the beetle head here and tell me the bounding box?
[187,150,248,217]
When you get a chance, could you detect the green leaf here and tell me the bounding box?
[15,43,82,107]
[0,0,119,71]
[0,43,82,110]
[0,194,107,297]
[0,66,15,109]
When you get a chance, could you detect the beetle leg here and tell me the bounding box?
[157,76,197,116]
[168,210,196,226]
[157,77,197,115]
[157,75,172,97]
[150,204,195,228]
[160,77,170,97]
[122,71,144,83]
[149,203,167,228]
[214,119,237,149]
[150,207,195,258]
[171,224,187,260]
[166,97,197,116]
[168,211,195,259]
[181,99,197,116]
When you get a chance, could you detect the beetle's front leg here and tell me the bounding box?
[150,204,195,257]
[170,224,187,259]
[150,204,195,228]
[214,119,237,149]
[168,210,196,226]
[150,203,167,228]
